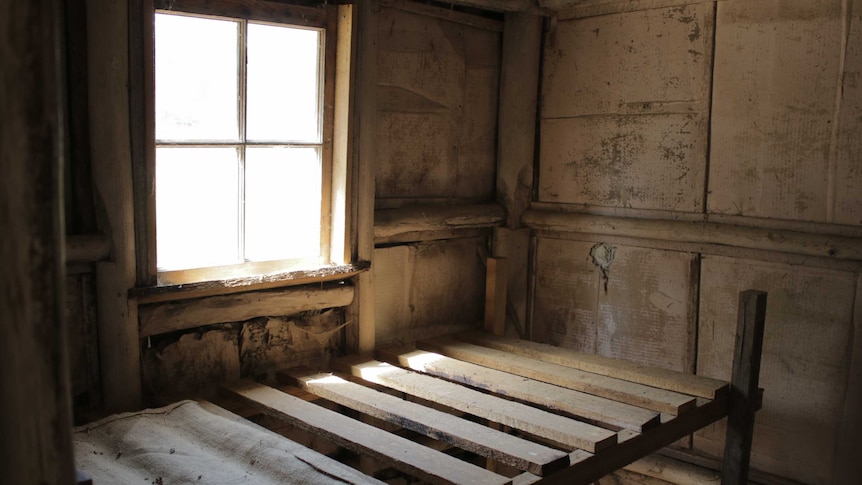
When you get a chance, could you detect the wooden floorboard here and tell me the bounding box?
[278,368,570,476]
[220,379,512,485]
[418,337,696,415]
[376,345,659,432]
[456,330,728,399]
[333,356,618,453]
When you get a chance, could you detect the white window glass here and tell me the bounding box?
[155,14,239,141]
[246,24,321,143]
[156,147,240,270]
[244,147,321,262]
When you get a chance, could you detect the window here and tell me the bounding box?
[151,3,344,286]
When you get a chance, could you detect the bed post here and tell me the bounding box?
[721,290,767,485]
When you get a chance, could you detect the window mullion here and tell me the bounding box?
[238,18,248,264]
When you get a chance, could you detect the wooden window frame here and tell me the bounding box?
[132,0,354,299]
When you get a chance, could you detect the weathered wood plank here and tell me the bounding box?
[1,0,75,480]
[138,284,354,337]
[418,338,696,415]
[154,0,328,26]
[523,210,862,261]
[335,357,618,452]
[537,396,729,485]
[497,12,542,228]
[221,380,511,485]
[395,344,660,432]
[347,0,376,354]
[374,203,505,243]
[89,0,142,411]
[380,0,504,31]
[456,330,727,399]
[279,369,570,476]
[129,261,369,304]
[721,290,767,485]
[484,257,508,336]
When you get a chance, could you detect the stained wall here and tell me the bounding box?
[532,1,861,483]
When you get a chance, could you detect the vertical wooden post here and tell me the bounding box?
[494,12,542,339]
[0,0,75,482]
[484,257,508,336]
[721,290,767,485]
[496,12,542,229]
[87,0,142,411]
[346,0,377,354]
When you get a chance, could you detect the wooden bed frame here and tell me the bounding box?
[211,290,767,485]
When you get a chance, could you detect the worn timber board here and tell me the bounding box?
[708,0,852,223]
[337,356,618,453]
[538,4,713,212]
[532,238,698,373]
[373,238,485,345]
[695,255,856,484]
[375,6,499,200]
[280,368,570,476]
[222,380,512,485]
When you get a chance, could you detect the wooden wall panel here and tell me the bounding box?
[695,255,856,484]
[836,3,862,225]
[540,114,707,211]
[542,4,713,119]
[374,238,485,345]
[533,238,697,372]
[539,3,713,211]
[708,0,848,223]
[375,6,499,202]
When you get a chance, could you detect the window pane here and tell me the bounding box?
[245,147,321,262]
[156,147,240,270]
[246,24,321,143]
[155,13,239,141]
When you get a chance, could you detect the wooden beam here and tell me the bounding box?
[358,353,618,452]
[456,330,728,399]
[374,203,506,244]
[523,209,862,261]
[65,234,110,263]
[1,0,75,481]
[484,257,508,335]
[380,0,504,31]
[547,0,717,19]
[279,368,570,476]
[405,343,661,432]
[346,0,376,355]
[88,0,141,411]
[129,261,369,304]
[221,380,511,485]
[418,338,696,415]
[437,0,534,12]
[497,12,542,228]
[534,396,729,485]
[139,284,355,337]
[721,290,767,485]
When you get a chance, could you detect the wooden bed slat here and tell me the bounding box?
[375,344,659,432]
[333,357,618,453]
[517,396,729,485]
[456,330,728,399]
[278,368,570,476]
[418,337,696,415]
[221,380,512,485]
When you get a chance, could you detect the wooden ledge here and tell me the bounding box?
[129,261,370,304]
[374,203,506,244]
[522,209,862,261]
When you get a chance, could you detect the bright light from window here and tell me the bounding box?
[155,14,239,141]
[246,24,321,143]
[156,147,240,270]
[154,12,326,277]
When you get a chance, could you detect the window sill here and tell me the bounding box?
[129,260,370,304]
